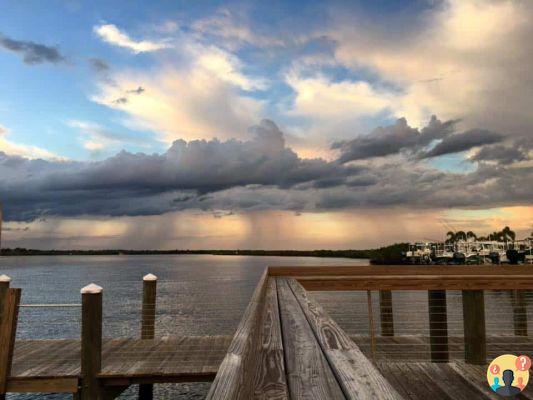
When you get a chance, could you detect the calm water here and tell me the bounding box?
[1,255,529,399]
[0,254,365,399]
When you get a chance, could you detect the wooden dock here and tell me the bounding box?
[2,266,533,399]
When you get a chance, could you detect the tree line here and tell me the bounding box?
[445,226,524,243]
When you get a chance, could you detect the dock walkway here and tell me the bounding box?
[2,266,533,399]
[9,336,231,393]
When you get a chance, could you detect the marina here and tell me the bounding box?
[405,235,533,265]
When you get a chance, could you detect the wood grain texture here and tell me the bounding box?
[286,279,403,400]
[512,290,528,337]
[462,290,486,365]
[428,290,448,363]
[81,291,102,400]
[296,275,533,291]
[277,278,346,399]
[141,274,157,400]
[252,278,289,400]
[448,362,502,400]
[6,377,79,393]
[10,336,231,380]
[268,265,533,277]
[0,288,21,394]
[379,291,394,337]
[206,269,268,400]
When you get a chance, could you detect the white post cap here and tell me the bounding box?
[143,273,157,281]
[80,283,103,294]
[0,274,11,283]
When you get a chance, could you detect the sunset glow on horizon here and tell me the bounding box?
[0,0,531,249]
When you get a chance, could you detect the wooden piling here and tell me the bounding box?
[81,284,103,400]
[139,273,157,400]
[0,284,21,398]
[462,290,486,365]
[428,290,449,362]
[512,290,527,337]
[379,290,394,337]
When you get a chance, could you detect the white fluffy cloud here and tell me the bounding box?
[0,124,58,159]
[94,24,171,53]
[328,0,533,133]
[92,38,265,143]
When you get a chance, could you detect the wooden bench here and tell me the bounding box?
[207,273,403,399]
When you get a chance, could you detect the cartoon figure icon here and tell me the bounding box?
[487,354,530,396]
[496,369,522,396]
[517,377,526,391]
[491,376,501,392]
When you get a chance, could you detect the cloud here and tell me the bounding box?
[0,34,66,65]
[420,129,503,159]
[88,58,109,73]
[91,46,265,143]
[0,124,59,159]
[0,120,358,220]
[470,140,531,165]
[327,0,533,135]
[68,120,143,151]
[333,115,458,163]
[93,24,171,53]
[0,119,531,222]
[192,8,284,48]
[127,86,145,94]
[285,72,394,120]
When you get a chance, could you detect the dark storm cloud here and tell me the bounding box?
[333,116,458,163]
[0,34,66,65]
[0,120,357,220]
[470,139,531,165]
[1,118,530,222]
[420,129,504,159]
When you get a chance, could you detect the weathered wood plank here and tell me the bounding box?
[140,274,157,400]
[448,362,502,400]
[81,285,103,400]
[277,278,346,399]
[206,270,268,400]
[512,290,528,336]
[296,275,533,291]
[6,377,79,393]
[0,288,21,394]
[10,336,231,381]
[422,362,493,400]
[252,278,289,399]
[428,290,448,363]
[286,279,403,400]
[462,290,486,365]
[269,265,533,277]
[379,291,394,337]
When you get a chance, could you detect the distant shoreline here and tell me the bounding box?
[0,243,408,263]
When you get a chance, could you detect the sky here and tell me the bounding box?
[0,0,532,250]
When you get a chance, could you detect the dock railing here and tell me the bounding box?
[2,265,533,399]
[269,265,533,366]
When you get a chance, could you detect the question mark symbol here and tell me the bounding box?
[491,364,500,374]
[516,355,531,371]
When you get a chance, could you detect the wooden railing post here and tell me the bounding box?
[462,290,486,365]
[512,290,527,336]
[0,279,21,399]
[139,273,157,400]
[81,284,103,400]
[428,290,448,362]
[0,275,9,400]
[379,290,394,337]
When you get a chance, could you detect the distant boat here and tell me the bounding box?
[403,237,532,265]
